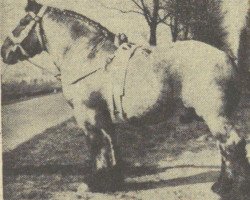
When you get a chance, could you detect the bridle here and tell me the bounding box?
[5,5,130,82]
[6,5,61,80]
[7,5,48,57]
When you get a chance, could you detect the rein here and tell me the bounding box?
[26,59,61,80]
[70,43,141,85]
[69,34,130,85]
[71,68,102,85]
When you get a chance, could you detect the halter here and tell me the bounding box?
[6,5,61,80]
[7,5,48,57]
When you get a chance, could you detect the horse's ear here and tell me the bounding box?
[28,0,35,4]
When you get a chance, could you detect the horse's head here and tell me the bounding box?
[1,0,48,65]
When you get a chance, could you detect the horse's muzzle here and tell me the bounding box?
[1,45,26,65]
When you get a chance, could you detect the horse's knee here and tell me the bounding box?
[84,125,122,193]
[80,106,123,190]
[95,129,116,169]
[76,107,116,169]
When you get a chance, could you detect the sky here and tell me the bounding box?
[0,0,248,82]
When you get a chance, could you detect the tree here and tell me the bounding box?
[189,0,228,49]
[238,10,250,87]
[100,0,170,46]
[163,0,193,42]
[130,0,163,45]
[163,0,228,49]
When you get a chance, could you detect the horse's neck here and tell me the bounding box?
[42,16,116,86]
[42,16,71,63]
[42,10,116,65]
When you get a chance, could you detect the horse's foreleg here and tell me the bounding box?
[73,101,123,192]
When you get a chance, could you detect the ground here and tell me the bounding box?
[3,92,250,200]
[2,93,72,152]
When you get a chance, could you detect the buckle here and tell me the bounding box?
[34,16,41,22]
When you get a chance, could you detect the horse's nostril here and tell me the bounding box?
[1,52,8,63]
[1,47,6,58]
[1,48,18,65]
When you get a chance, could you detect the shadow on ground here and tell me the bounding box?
[3,92,250,199]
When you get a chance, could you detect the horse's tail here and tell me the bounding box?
[237,24,250,91]
[221,55,242,117]
[228,52,250,93]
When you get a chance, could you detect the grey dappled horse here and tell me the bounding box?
[1,0,250,195]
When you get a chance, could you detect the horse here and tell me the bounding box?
[1,0,250,195]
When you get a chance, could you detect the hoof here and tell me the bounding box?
[212,176,250,197]
[211,178,233,195]
[86,165,124,192]
[234,177,250,195]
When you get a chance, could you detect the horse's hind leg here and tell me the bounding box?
[186,84,250,196]
[73,95,123,192]
[210,125,250,197]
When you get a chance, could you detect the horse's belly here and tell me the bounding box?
[122,64,163,119]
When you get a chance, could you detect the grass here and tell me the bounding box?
[2,92,249,199]
[3,113,213,199]
[1,80,61,105]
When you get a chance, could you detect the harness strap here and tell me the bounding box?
[37,5,48,18]
[112,44,142,119]
[71,67,102,85]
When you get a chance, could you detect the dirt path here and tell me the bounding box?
[2,93,72,152]
[52,147,222,200]
[3,118,250,200]
[52,142,250,200]
[3,93,250,200]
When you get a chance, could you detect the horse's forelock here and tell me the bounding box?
[25,0,43,14]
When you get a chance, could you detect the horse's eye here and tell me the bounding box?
[20,18,29,26]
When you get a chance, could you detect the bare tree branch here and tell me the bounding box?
[161,21,171,26]
[139,0,152,25]
[140,0,151,16]
[98,1,144,16]
[131,0,144,10]
[157,13,170,24]
[100,0,170,45]
[118,9,144,15]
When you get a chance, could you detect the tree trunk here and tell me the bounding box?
[171,18,178,42]
[149,0,159,46]
[149,24,157,46]
[183,25,189,40]
[171,31,178,42]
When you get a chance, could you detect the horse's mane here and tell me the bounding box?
[48,6,115,40]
